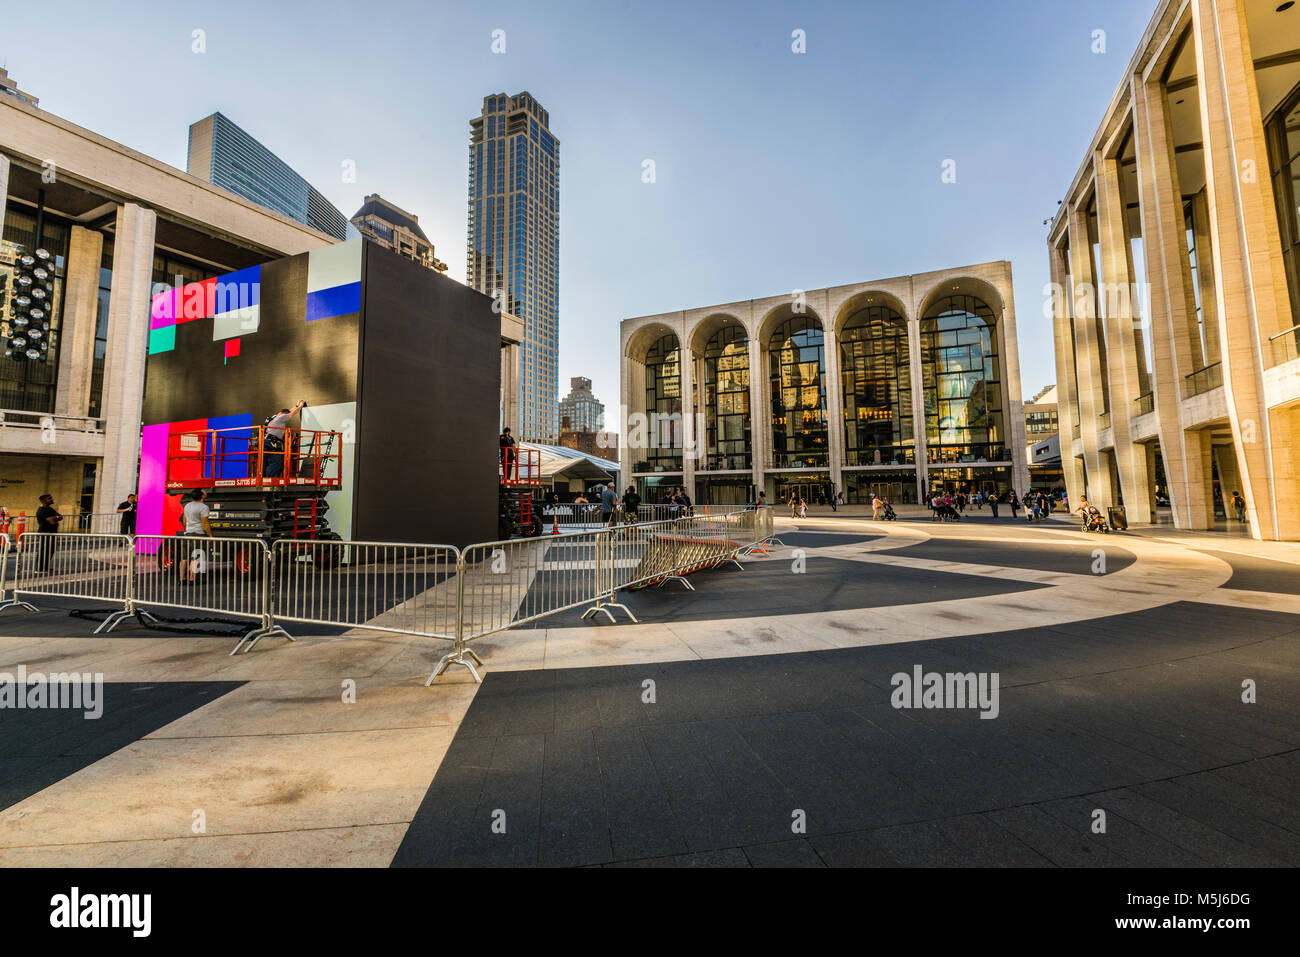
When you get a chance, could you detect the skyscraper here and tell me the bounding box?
[187,112,355,241]
[351,194,447,273]
[559,376,604,432]
[467,92,559,443]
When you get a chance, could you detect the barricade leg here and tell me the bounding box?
[230,617,295,656]
[425,558,483,685]
[425,638,483,685]
[580,529,637,623]
[0,595,39,614]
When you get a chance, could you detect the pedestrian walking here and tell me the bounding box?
[179,489,212,584]
[989,493,1000,519]
[872,493,884,521]
[601,483,617,527]
[1008,491,1020,519]
[1232,491,1246,523]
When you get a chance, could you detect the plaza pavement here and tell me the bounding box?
[0,511,1297,866]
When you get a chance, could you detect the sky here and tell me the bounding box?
[1,0,1156,425]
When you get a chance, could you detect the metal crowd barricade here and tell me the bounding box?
[271,538,461,659]
[455,526,622,642]
[10,531,132,630]
[66,512,125,535]
[0,507,783,684]
[132,534,284,653]
[0,533,32,613]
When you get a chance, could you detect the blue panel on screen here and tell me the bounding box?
[215,266,261,308]
[207,413,254,479]
[306,283,361,322]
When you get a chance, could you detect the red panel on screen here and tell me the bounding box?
[162,418,207,534]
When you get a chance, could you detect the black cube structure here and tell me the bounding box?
[139,239,500,548]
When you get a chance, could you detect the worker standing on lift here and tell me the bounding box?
[499,426,517,481]
[263,400,307,478]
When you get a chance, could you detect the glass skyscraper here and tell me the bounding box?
[187,112,356,242]
[467,92,559,442]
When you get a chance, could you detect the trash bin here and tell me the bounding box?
[1107,505,1128,531]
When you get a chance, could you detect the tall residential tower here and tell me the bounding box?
[467,92,559,442]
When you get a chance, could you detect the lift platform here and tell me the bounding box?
[164,426,344,568]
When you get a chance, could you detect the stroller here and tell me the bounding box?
[881,502,898,522]
[1080,504,1110,533]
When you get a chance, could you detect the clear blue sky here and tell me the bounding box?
[3,0,1154,422]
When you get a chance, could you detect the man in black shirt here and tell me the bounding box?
[621,485,641,524]
[116,493,137,536]
[33,493,61,572]
[499,427,517,481]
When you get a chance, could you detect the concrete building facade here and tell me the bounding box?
[1048,0,1300,539]
[620,262,1029,506]
[1,95,339,520]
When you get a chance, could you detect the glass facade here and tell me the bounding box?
[0,205,69,413]
[467,93,560,442]
[928,466,1013,497]
[769,317,827,468]
[638,333,683,473]
[188,113,354,241]
[695,474,754,505]
[839,304,913,466]
[770,471,834,508]
[1267,87,1300,338]
[87,239,113,418]
[843,469,918,505]
[698,324,751,471]
[921,295,1005,464]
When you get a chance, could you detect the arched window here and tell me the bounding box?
[769,316,827,468]
[641,333,682,472]
[920,295,1005,463]
[700,324,750,470]
[840,304,913,466]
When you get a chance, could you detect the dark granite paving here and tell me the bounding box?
[0,601,344,639]
[889,538,1137,576]
[518,555,1048,629]
[0,681,244,812]
[1195,549,1300,595]
[392,601,1300,867]
[774,531,884,549]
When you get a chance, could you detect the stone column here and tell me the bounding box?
[907,278,928,501]
[1050,242,1087,509]
[1191,0,1299,539]
[675,316,694,501]
[54,226,104,419]
[750,316,770,497]
[93,204,155,515]
[822,297,845,499]
[1066,206,1113,509]
[0,154,10,236]
[1133,72,1216,530]
[997,270,1031,494]
[619,348,646,485]
[1094,149,1155,522]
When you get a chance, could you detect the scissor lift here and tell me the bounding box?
[164,426,344,570]
[499,446,543,540]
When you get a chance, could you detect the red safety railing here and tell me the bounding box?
[166,427,343,490]
[500,447,541,486]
